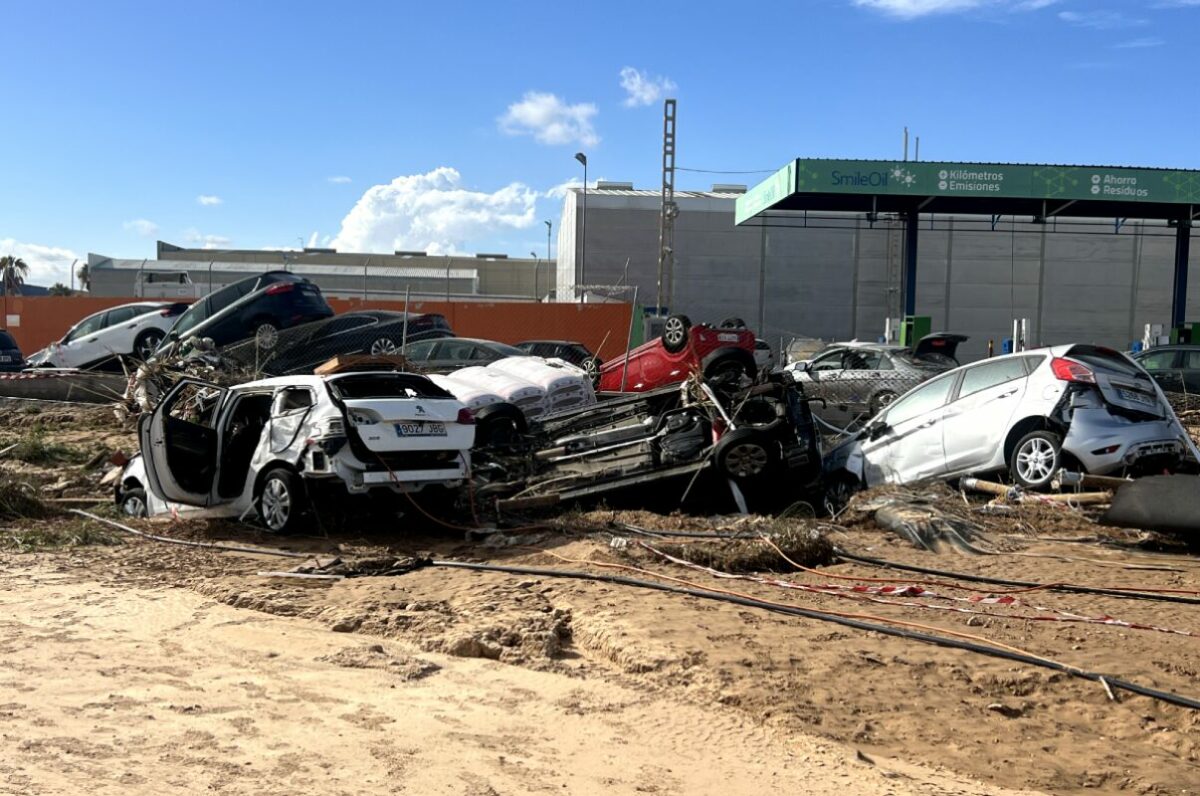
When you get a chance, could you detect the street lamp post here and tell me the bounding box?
[531,252,539,301]
[574,152,587,303]
[544,219,552,301]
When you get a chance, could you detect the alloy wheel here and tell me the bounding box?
[1016,437,1057,484]
[122,495,147,517]
[137,333,163,360]
[724,443,769,478]
[664,317,686,349]
[261,478,292,531]
[370,338,398,355]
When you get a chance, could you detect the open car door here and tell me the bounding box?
[138,378,227,506]
[913,333,968,365]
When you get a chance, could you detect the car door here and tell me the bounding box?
[267,387,315,453]
[796,348,848,424]
[939,357,1030,474]
[835,349,888,423]
[56,311,111,367]
[139,379,228,506]
[92,305,141,359]
[1136,349,1183,393]
[1181,349,1200,393]
[859,372,957,485]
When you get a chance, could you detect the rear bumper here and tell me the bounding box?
[305,446,468,494]
[1064,408,1185,474]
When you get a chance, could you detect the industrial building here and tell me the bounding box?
[85,242,555,303]
[556,176,1200,361]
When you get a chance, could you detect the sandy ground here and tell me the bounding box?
[0,557,1040,796]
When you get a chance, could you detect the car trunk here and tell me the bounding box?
[1066,345,1165,419]
[329,374,474,454]
[912,333,968,364]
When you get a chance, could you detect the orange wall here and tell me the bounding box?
[2,296,633,360]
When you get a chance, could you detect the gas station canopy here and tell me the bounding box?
[736,159,1200,326]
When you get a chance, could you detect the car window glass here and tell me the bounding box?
[66,313,107,341]
[810,351,844,372]
[166,383,221,428]
[1138,350,1178,370]
[105,307,139,326]
[886,374,955,425]
[438,340,480,360]
[957,358,1027,400]
[404,340,436,361]
[843,350,882,370]
[0,331,17,348]
[207,284,245,314]
[470,346,496,361]
[274,387,314,415]
[1183,351,1200,370]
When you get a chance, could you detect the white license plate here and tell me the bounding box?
[394,421,447,437]
[0,356,10,363]
[717,333,740,343]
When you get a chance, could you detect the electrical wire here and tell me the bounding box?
[70,509,309,558]
[676,167,778,174]
[430,558,1200,711]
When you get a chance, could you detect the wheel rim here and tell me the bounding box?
[876,392,896,408]
[725,443,768,478]
[256,325,278,350]
[583,358,598,379]
[370,338,398,355]
[123,495,146,517]
[137,334,162,359]
[261,478,291,530]
[1016,438,1057,483]
[664,318,686,348]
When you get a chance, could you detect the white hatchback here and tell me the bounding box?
[30,302,187,368]
[137,371,475,532]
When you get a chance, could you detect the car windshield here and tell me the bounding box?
[893,350,948,370]
[328,374,455,400]
[1067,345,1148,380]
[486,342,527,357]
[0,331,17,348]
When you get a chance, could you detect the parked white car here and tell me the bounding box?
[28,302,188,369]
[825,344,1195,490]
[135,371,475,532]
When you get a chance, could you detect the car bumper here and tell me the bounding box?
[307,447,468,494]
[1064,408,1185,474]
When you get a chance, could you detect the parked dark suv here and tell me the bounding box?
[0,330,25,372]
[157,272,333,354]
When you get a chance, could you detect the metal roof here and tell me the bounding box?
[90,258,478,280]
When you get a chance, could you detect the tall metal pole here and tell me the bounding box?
[575,152,587,303]
[531,253,539,301]
[545,220,552,301]
[1172,216,1193,329]
[656,98,677,317]
[362,256,371,301]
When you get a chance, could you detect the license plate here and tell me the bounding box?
[717,333,740,343]
[394,421,447,437]
[1117,388,1154,405]
[0,356,9,363]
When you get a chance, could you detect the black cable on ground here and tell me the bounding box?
[429,559,1200,711]
[72,509,310,559]
[835,549,1200,606]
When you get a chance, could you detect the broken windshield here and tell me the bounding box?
[328,373,455,401]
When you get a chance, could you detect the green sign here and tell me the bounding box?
[735,161,795,224]
[738,159,1200,222]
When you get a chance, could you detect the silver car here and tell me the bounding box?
[825,344,1194,489]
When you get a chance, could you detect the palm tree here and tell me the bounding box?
[48,283,72,296]
[76,262,90,291]
[0,255,29,296]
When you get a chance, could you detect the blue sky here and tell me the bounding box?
[2,0,1198,285]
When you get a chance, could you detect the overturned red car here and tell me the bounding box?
[597,315,758,393]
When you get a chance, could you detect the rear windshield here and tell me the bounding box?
[489,342,526,357]
[0,331,16,348]
[328,373,454,400]
[892,350,948,370]
[1067,345,1148,380]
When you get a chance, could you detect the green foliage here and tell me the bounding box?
[8,429,90,465]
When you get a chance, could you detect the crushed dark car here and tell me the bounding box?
[469,371,825,515]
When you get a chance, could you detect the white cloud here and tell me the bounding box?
[0,238,81,286]
[619,67,677,107]
[196,194,223,206]
[853,0,1061,16]
[1115,36,1165,47]
[498,92,599,147]
[543,177,605,199]
[123,218,159,238]
[330,167,539,255]
[327,176,352,184]
[1058,10,1147,28]
[183,229,232,249]
[1153,0,1200,7]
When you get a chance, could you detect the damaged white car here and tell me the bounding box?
[131,371,475,532]
[825,345,1196,490]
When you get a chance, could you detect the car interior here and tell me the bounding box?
[216,393,274,498]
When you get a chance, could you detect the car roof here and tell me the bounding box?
[236,371,437,390]
[518,340,580,346]
[1136,344,1200,352]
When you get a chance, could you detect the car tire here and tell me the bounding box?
[869,390,898,416]
[581,356,602,387]
[714,429,778,482]
[704,351,756,387]
[474,404,528,448]
[252,319,280,350]
[120,487,149,518]
[256,467,310,534]
[133,330,164,361]
[1009,430,1062,490]
[661,314,692,354]
[719,317,748,330]
[369,337,399,356]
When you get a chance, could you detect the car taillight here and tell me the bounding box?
[1051,357,1096,384]
[457,408,476,426]
[159,308,172,316]
[265,282,295,295]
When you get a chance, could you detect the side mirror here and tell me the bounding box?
[867,420,890,441]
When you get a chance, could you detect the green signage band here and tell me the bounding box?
[736,159,1200,224]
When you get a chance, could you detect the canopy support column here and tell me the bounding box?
[904,208,919,317]
[1172,218,1191,328]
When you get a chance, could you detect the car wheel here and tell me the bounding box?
[133,330,164,361]
[661,314,692,354]
[257,467,309,534]
[369,337,399,356]
[714,429,778,481]
[253,320,279,350]
[120,488,149,518]
[1009,430,1062,489]
[581,356,602,387]
[869,390,898,416]
[704,356,752,387]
